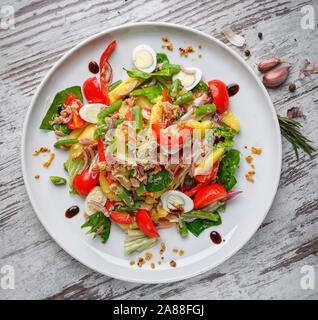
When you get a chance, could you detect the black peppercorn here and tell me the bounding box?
[289,83,296,92]
[244,50,250,57]
[258,32,263,39]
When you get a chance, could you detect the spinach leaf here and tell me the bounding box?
[81,211,111,244]
[130,82,165,103]
[156,53,169,64]
[152,63,180,78]
[146,169,173,192]
[123,68,151,79]
[186,213,222,237]
[40,86,83,131]
[217,149,240,191]
[192,80,210,95]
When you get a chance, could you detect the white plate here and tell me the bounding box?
[21,22,281,283]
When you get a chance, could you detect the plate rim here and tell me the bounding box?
[21,22,282,283]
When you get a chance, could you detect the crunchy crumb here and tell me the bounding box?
[198,53,202,58]
[179,250,184,256]
[56,136,60,140]
[160,242,166,255]
[251,147,262,155]
[161,44,166,49]
[161,256,164,260]
[83,212,89,219]
[151,262,155,269]
[166,42,173,51]
[248,170,255,176]
[172,248,178,253]
[130,260,135,266]
[158,261,161,265]
[170,260,177,268]
[145,252,152,261]
[43,153,55,167]
[198,44,202,49]
[179,45,194,57]
[245,155,253,164]
[34,174,40,179]
[137,257,145,268]
[251,163,255,169]
[33,147,50,156]
[161,36,169,42]
[245,174,254,182]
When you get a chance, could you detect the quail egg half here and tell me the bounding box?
[132,44,157,73]
[173,67,202,91]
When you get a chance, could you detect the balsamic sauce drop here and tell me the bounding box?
[210,231,222,244]
[88,61,99,74]
[227,83,240,97]
[65,205,80,219]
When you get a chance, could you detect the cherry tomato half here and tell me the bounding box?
[64,94,86,130]
[208,80,229,114]
[83,77,104,104]
[73,167,99,195]
[193,184,227,209]
[105,199,132,224]
[135,209,160,238]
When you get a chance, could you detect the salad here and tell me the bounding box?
[40,40,242,255]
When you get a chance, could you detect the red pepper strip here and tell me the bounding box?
[195,160,220,183]
[97,138,106,162]
[105,200,132,224]
[162,88,172,103]
[83,77,104,104]
[100,40,116,105]
[64,94,86,130]
[125,111,133,121]
[151,123,193,147]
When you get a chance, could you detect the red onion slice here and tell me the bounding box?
[104,61,112,84]
[222,191,243,203]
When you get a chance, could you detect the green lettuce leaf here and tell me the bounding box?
[124,229,157,255]
[64,158,84,194]
[81,211,111,244]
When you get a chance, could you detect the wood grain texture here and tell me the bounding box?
[1,0,318,300]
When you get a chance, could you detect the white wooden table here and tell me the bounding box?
[1,0,317,300]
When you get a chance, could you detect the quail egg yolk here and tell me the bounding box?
[134,50,153,69]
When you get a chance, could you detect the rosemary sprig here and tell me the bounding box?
[278,115,315,159]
